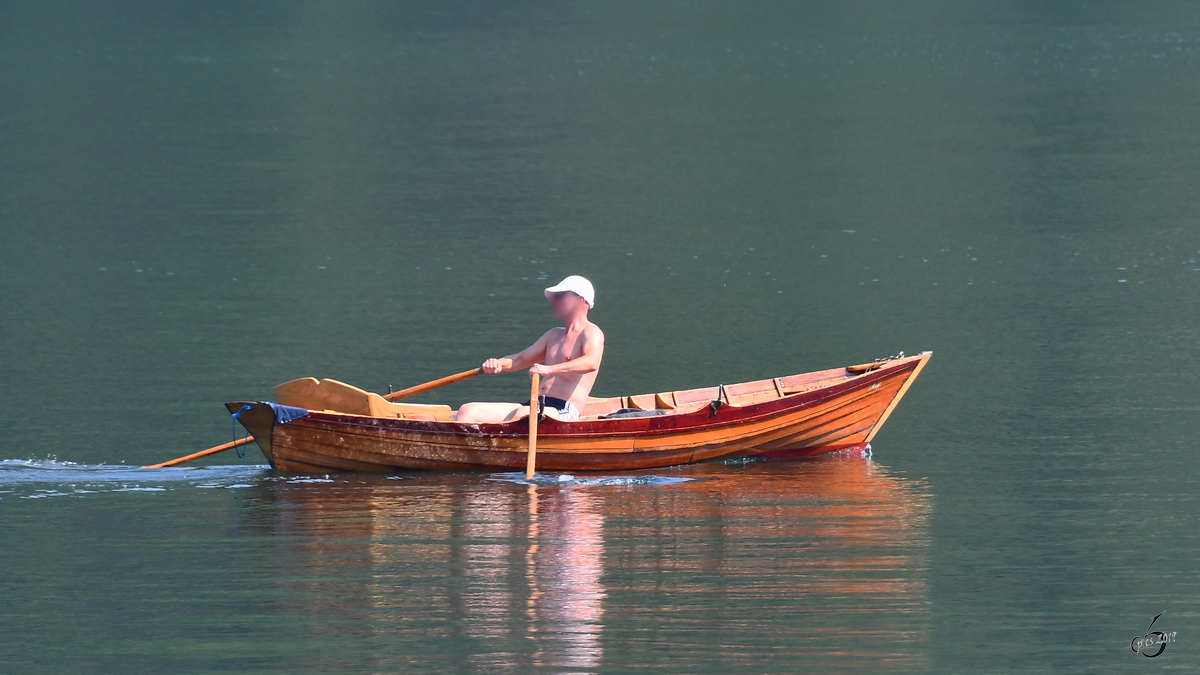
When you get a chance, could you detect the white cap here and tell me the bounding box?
[544,275,595,308]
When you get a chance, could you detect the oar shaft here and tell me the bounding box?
[142,436,256,469]
[526,373,540,480]
[383,368,482,402]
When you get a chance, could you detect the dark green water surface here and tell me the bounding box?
[3,1,1199,672]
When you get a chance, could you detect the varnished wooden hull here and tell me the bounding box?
[229,352,930,473]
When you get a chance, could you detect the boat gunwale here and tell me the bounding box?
[277,355,924,441]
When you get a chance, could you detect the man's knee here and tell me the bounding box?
[456,403,485,423]
[503,405,530,422]
[456,402,520,424]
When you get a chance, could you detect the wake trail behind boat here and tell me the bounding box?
[0,459,269,499]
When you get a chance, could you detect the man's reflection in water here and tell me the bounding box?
[454,484,606,674]
[525,484,606,672]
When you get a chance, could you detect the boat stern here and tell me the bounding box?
[225,401,277,467]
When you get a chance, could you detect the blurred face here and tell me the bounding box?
[548,291,585,320]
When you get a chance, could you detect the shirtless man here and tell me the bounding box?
[456,276,604,423]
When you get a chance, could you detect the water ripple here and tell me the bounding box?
[490,472,694,487]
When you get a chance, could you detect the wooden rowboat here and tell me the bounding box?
[227,351,931,473]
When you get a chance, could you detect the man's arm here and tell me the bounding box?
[481,330,556,374]
[530,327,604,377]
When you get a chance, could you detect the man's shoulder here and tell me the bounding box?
[583,321,604,338]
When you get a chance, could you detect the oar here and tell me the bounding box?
[144,367,485,469]
[526,372,540,480]
[383,368,482,401]
[142,436,257,469]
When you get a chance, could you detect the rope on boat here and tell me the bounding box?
[231,405,254,458]
[847,351,906,374]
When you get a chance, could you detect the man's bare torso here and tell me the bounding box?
[541,322,601,408]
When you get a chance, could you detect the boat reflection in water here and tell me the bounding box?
[244,452,931,673]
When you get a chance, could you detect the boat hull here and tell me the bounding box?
[229,353,930,473]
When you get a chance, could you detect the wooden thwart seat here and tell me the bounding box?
[623,394,657,410]
[580,397,624,418]
[723,378,783,405]
[587,378,797,418]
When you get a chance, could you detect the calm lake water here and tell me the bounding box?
[3,1,1199,672]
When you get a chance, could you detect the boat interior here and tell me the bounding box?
[273,361,892,423]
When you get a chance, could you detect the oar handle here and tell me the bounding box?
[383,368,483,402]
[526,373,540,480]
